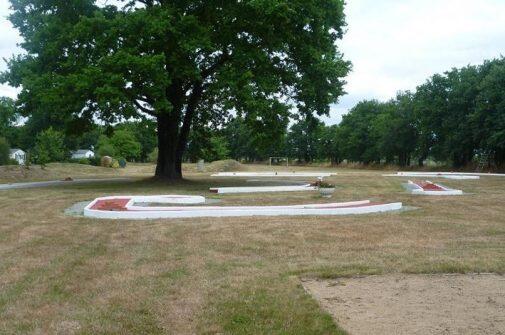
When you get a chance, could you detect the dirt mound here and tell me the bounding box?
[206,160,245,172]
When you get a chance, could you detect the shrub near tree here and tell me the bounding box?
[116,120,157,162]
[96,135,116,158]
[201,136,230,162]
[148,148,158,163]
[110,130,141,162]
[0,97,19,146]
[0,137,10,165]
[33,128,66,166]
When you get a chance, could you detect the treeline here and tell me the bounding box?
[1,57,504,168]
[338,57,505,168]
[215,57,505,168]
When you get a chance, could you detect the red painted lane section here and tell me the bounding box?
[91,198,130,211]
[418,182,444,191]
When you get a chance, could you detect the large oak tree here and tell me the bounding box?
[3,0,350,179]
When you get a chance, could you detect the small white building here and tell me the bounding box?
[71,149,95,160]
[9,149,26,165]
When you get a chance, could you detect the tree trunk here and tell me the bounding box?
[153,81,203,179]
[155,115,183,179]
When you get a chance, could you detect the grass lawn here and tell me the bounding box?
[0,163,504,334]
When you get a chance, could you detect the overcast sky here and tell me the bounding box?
[1,0,504,124]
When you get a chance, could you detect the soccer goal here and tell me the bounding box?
[269,157,289,167]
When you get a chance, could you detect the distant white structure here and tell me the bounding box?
[9,149,26,165]
[71,149,94,160]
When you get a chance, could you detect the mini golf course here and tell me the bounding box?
[84,196,402,219]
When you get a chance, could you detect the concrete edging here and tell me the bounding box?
[83,196,403,219]
[211,172,336,177]
[408,180,463,195]
[209,184,317,194]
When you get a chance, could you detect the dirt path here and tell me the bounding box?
[303,274,505,335]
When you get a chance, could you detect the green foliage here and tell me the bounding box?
[319,125,343,165]
[338,100,382,164]
[202,136,230,162]
[66,124,104,154]
[110,129,141,161]
[77,158,90,165]
[148,148,158,163]
[96,129,141,161]
[89,155,101,166]
[473,60,505,165]
[223,116,288,162]
[286,116,325,163]
[371,93,418,166]
[0,137,10,165]
[96,135,116,158]
[0,97,19,145]
[33,128,66,165]
[328,57,505,168]
[3,0,350,178]
[116,120,157,162]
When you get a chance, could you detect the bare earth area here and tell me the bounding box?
[303,274,505,335]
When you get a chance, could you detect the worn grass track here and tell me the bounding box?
[0,164,504,334]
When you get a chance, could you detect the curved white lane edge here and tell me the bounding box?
[83,195,402,219]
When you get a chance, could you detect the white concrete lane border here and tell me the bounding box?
[211,172,336,177]
[209,184,317,194]
[397,171,505,177]
[83,196,403,219]
[383,171,505,179]
[408,180,463,195]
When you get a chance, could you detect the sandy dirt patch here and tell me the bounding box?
[302,274,505,335]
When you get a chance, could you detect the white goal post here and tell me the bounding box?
[269,157,289,167]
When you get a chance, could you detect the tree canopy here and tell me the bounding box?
[2,0,350,179]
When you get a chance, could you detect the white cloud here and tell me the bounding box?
[0,0,23,98]
[324,0,505,125]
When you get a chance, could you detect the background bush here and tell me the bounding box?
[0,137,10,165]
[33,128,66,165]
[148,148,158,163]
